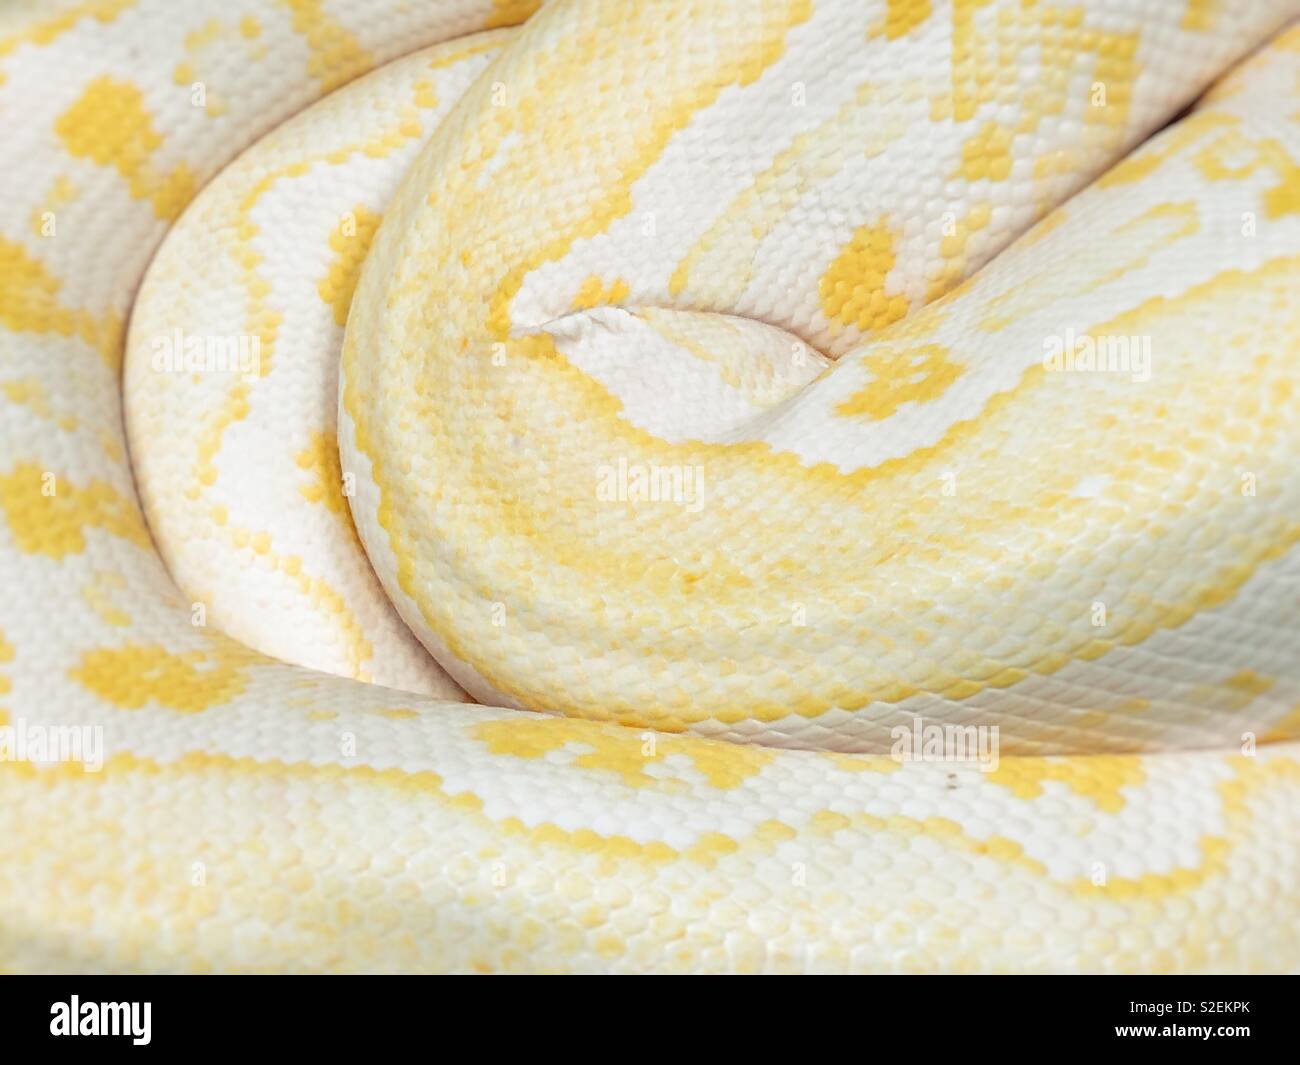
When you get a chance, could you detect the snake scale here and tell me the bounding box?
[1,0,1299,973]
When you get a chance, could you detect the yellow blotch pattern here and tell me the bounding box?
[477,0,815,347]
[54,77,196,220]
[0,0,135,78]
[0,238,122,366]
[1263,705,1300,744]
[1075,837,1231,902]
[988,754,1145,814]
[69,644,250,713]
[836,343,964,421]
[486,0,543,30]
[1099,112,1237,189]
[830,753,902,774]
[170,12,273,113]
[978,200,1200,332]
[1226,670,1275,696]
[1073,760,1300,903]
[876,0,932,40]
[957,122,1014,182]
[1181,0,1219,32]
[1,378,77,432]
[927,202,991,302]
[0,463,150,559]
[473,717,775,791]
[294,430,348,515]
[1193,127,1300,220]
[318,205,383,326]
[280,0,374,93]
[1264,154,1300,219]
[942,1,1138,156]
[82,571,132,628]
[183,18,221,52]
[0,628,13,703]
[346,0,819,715]
[818,223,909,333]
[571,275,631,310]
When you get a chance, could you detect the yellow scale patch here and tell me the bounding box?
[1,379,77,432]
[345,0,822,718]
[294,431,349,516]
[0,0,136,86]
[1185,669,1276,715]
[0,463,150,559]
[166,63,487,683]
[69,644,250,713]
[81,571,132,628]
[486,0,542,30]
[361,168,1300,727]
[1193,127,1300,220]
[0,238,123,367]
[836,343,965,421]
[54,77,196,221]
[0,628,14,721]
[202,496,380,680]
[194,72,454,497]
[473,716,775,791]
[1264,704,1300,744]
[280,0,374,93]
[957,122,1014,182]
[1073,758,1300,905]
[818,223,910,334]
[876,0,933,40]
[927,202,992,301]
[988,754,1145,814]
[940,2,1139,170]
[666,80,903,321]
[29,175,79,237]
[571,275,631,311]
[1,0,1295,974]
[1181,0,1220,33]
[172,14,267,116]
[978,200,1201,332]
[1099,111,1237,189]
[318,205,384,326]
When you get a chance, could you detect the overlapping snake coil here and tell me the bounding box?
[1,0,1299,972]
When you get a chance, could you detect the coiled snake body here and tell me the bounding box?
[2,0,1299,972]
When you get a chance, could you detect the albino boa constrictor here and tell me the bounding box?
[1,0,1299,974]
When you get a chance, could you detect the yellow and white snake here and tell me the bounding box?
[2,0,1299,973]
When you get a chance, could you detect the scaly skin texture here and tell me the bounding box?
[1,0,1299,973]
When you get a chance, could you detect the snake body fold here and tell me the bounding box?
[1,0,1299,972]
